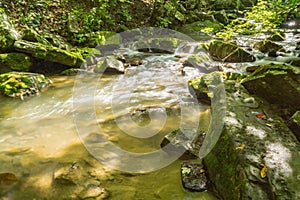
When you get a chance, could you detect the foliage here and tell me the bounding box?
[216,0,300,40]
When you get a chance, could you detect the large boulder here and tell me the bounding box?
[208,40,255,62]
[241,64,300,117]
[189,72,300,199]
[14,40,84,67]
[0,53,31,73]
[0,72,51,99]
[0,9,21,52]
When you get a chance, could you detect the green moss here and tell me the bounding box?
[0,53,32,73]
[0,72,51,98]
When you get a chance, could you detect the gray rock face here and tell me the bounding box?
[189,72,300,200]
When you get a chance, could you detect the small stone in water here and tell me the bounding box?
[181,162,208,192]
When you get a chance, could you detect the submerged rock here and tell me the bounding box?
[189,73,300,199]
[208,40,255,62]
[0,53,31,73]
[181,162,208,192]
[0,72,51,99]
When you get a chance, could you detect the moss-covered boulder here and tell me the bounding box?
[0,72,51,99]
[0,53,32,73]
[253,40,283,57]
[0,9,21,52]
[208,40,255,62]
[241,64,300,116]
[14,40,84,67]
[189,73,300,199]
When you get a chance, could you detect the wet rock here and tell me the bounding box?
[0,10,21,52]
[161,129,206,160]
[181,162,208,192]
[208,40,255,62]
[94,56,124,74]
[189,73,300,199]
[287,111,300,141]
[242,64,300,117]
[253,40,284,57]
[0,72,51,99]
[0,53,31,73]
[183,52,218,73]
[54,161,82,185]
[132,38,181,54]
[78,184,109,200]
[14,40,84,67]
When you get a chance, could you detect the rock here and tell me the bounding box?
[54,161,83,185]
[78,184,108,200]
[0,10,21,52]
[94,56,124,74]
[161,129,206,160]
[189,73,300,199]
[132,38,181,54]
[0,53,31,73]
[0,72,51,99]
[208,40,255,62]
[14,40,84,67]
[183,52,218,73]
[181,162,208,192]
[253,40,283,57]
[287,111,300,141]
[241,64,300,117]
[22,28,51,46]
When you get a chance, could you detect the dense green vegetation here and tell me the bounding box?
[0,0,299,44]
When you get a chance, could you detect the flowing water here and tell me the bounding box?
[0,50,216,199]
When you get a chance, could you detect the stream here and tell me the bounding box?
[0,49,215,199]
[0,28,299,199]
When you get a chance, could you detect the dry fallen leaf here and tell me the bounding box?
[260,165,268,178]
[235,144,245,150]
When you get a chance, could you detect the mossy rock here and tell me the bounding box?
[190,73,300,199]
[208,40,255,62]
[14,40,84,67]
[0,53,32,73]
[241,64,300,115]
[0,72,51,98]
[0,10,21,52]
